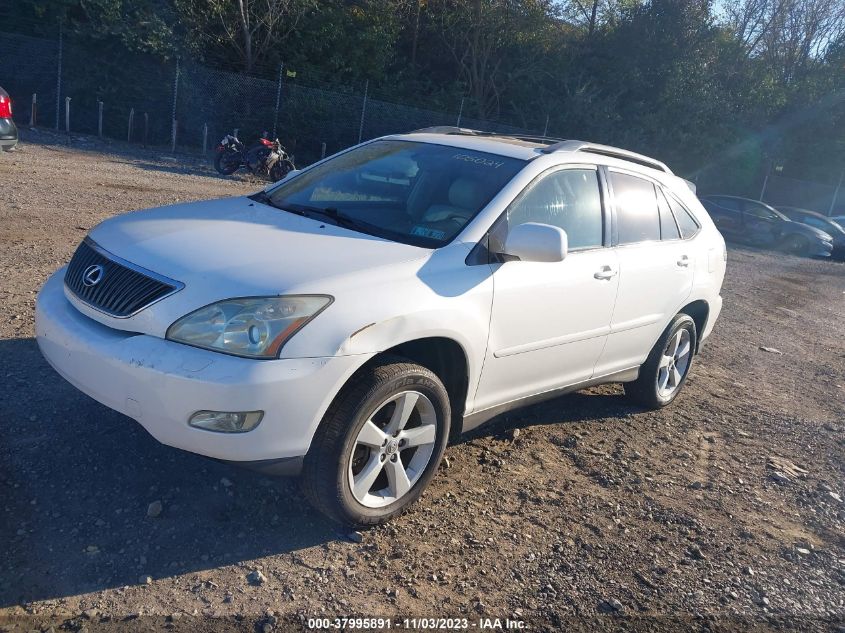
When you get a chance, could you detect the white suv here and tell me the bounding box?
[36,129,726,525]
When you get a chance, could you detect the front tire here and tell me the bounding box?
[301,357,451,526]
[780,234,810,256]
[624,313,696,409]
[269,158,295,182]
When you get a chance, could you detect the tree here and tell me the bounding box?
[177,0,315,73]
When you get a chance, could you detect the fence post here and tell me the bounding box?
[170,57,180,152]
[97,100,103,137]
[542,114,550,137]
[64,97,71,134]
[456,97,464,127]
[30,94,37,127]
[202,123,208,154]
[272,63,284,139]
[55,20,63,130]
[829,169,844,216]
[127,108,134,142]
[321,142,326,159]
[357,80,369,144]
[759,160,772,201]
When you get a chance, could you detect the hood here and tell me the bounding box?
[77,196,429,335]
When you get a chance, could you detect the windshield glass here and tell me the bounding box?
[266,140,525,247]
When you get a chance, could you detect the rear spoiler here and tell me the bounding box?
[682,178,697,194]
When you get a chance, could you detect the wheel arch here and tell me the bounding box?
[679,299,709,353]
[370,337,470,442]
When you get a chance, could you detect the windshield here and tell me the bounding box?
[265,140,525,247]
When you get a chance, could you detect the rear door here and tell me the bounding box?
[594,169,694,376]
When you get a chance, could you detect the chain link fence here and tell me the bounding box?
[1,28,536,166]
[761,172,844,216]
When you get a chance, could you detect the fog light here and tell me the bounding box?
[188,410,264,433]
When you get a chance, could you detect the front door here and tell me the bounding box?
[473,166,619,412]
[741,200,782,246]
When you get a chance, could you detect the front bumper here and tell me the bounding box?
[36,269,372,467]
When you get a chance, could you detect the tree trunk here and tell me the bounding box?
[237,0,253,73]
[411,0,421,65]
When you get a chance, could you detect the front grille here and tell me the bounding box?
[64,238,183,318]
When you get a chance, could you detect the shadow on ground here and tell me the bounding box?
[0,337,334,607]
[15,127,261,184]
[0,336,640,608]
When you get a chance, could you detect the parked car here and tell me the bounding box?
[776,206,845,260]
[0,86,18,151]
[36,128,726,525]
[700,195,833,258]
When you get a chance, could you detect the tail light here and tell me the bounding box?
[0,95,11,119]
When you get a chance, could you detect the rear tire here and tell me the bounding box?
[214,151,240,175]
[624,313,696,409]
[301,357,450,526]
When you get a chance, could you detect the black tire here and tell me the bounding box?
[269,159,295,182]
[301,357,451,526]
[214,150,240,175]
[624,313,697,409]
[780,234,810,256]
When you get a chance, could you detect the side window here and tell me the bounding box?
[610,172,660,244]
[668,195,701,238]
[743,201,778,220]
[804,217,829,231]
[505,168,603,250]
[656,188,680,240]
[711,197,741,211]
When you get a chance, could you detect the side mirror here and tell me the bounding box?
[501,222,568,263]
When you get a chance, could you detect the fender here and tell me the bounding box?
[337,310,486,414]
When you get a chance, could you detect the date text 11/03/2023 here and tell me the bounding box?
[307,617,527,630]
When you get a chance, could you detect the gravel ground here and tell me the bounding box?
[0,130,843,632]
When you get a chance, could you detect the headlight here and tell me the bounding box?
[166,295,332,358]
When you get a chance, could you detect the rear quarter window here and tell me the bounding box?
[668,195,701,238]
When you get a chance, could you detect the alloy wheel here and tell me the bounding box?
[348,391,438,508]
[657,328,692,398]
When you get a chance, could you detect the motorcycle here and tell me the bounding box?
[214,134,295,181]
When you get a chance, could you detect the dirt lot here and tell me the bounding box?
[0,130,843,632]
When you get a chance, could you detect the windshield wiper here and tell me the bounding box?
[248,190,275,206]
[249,191,312,218]
[288,204,374,233]
[251,196,378,235]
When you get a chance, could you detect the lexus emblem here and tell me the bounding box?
[82,264,105,287]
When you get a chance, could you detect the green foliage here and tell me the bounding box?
[4,0,843,189]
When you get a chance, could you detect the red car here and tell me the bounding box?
[0,86,18,151]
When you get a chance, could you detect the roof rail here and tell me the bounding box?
[410,126,482,135]
[409,127,566,146]
[541,140,672,174]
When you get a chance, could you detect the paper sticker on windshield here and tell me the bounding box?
[451,153,506,169]
[411,226,446,240]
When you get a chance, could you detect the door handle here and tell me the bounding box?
[594,265,617,280]
[676,255,690,267]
